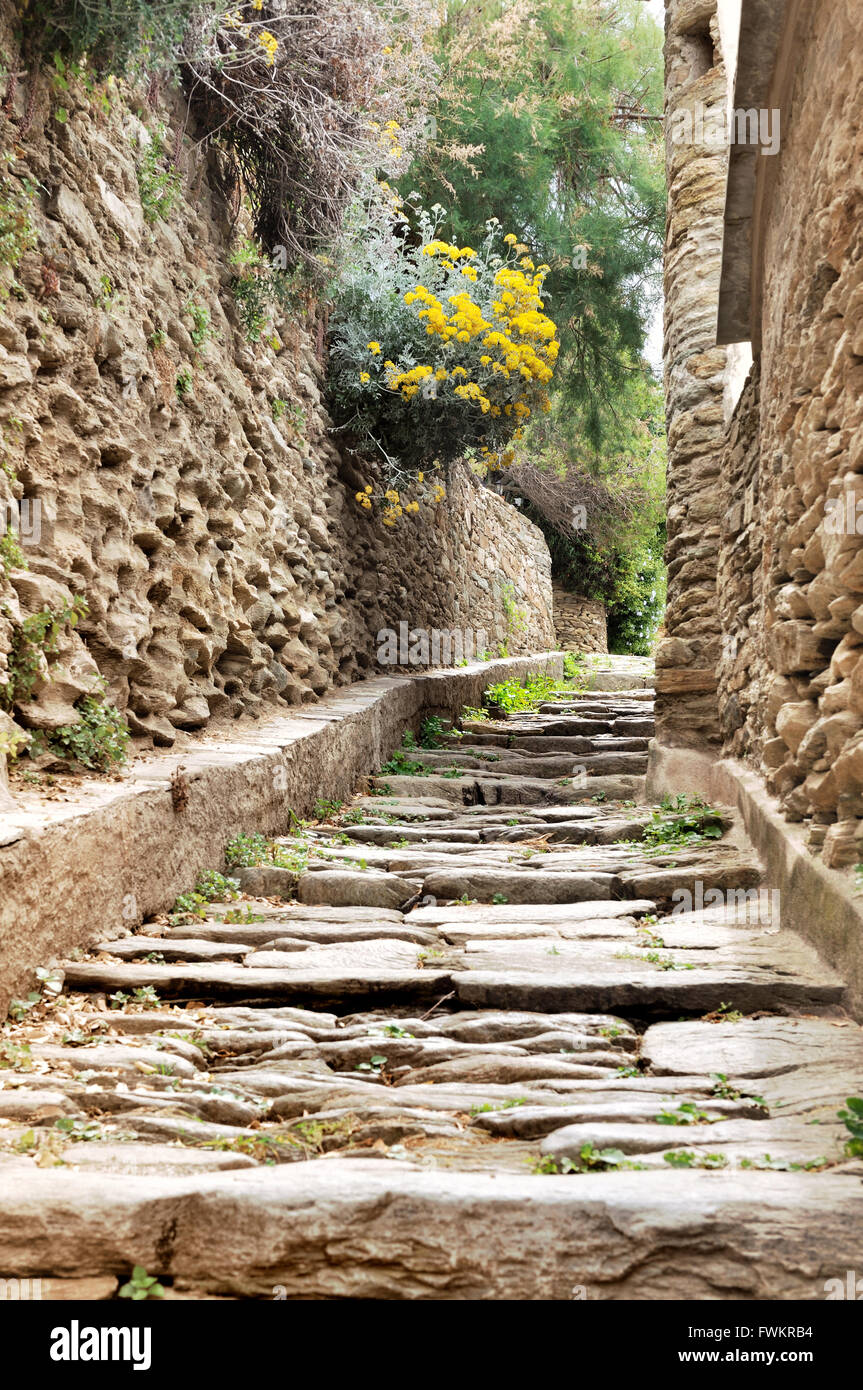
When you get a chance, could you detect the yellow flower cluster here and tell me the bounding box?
[373,119,404,161]
[353,476,446,527]
[384,362,433,398]
[257,28,278,64]
[386,242,558,436]
[454,380,491,413]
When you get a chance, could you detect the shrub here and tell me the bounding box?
[19,0,198,73]
[19,0,197,71]
[180,1,435,266]
[327,203,558,474]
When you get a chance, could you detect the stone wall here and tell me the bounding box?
[661,0,863,869]
[714,0,863,866]
[655,0,729,747]
[551,585,607,653]
[0,31,553,797]
[715,364,764,761]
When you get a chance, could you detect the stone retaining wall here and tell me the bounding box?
[0,15,553,796]
[551,586,607,653]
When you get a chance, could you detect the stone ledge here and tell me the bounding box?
[647,743,863,1018]
[0,654,562,1016]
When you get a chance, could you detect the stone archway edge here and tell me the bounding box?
[0,655,562,1016]
[647,744,863,1019]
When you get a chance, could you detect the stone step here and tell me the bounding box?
[1,1162,861,1298]
[8,666,863,1304]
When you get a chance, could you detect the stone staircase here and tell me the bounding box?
[1,674,862,1300]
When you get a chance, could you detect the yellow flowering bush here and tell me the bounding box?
[328,203,558,472]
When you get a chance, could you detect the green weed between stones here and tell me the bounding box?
[642,795,724,852]
[532,1144,646,1175]
[838,1097,863,1156]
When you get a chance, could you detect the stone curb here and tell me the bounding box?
[0,653,562,1014]
[647,743,863,1018]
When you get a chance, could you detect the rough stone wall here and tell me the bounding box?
[551,585,607,653]
[655,0,729,746]
[0,40,553,785]
[715,365,764,760]
[717,0,863,866]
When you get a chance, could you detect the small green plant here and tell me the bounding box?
[119,1266,165,1301]
[710,1072,739,1100]
[54,1117,101,1142]
[0,524,26,575]
[664,1151,728,1169]
[133,986,162,1010]
[223,906,265,924]
[534,1144,643,1174]
[149,328,167,349]
[838,1097,863,1156]
[531,1154,575,1174]
[642,795,724,852]
[185,298,212,349]
[656,1103,714,1126]
[170,869,240,922]
[491,892,509,904]
[47,691,129,771]
[500,580,527,635]
[714,1001,743,1023]
[460,705,488,723]
[224,831,308,874]
[313,798,344,821]
[108,990,129,1010]
[0,157,39,294]
[483,673,558,714]
[739,1154,827,1172]
[271,398,305,434]
[95,273,115,313]
[1,596,88,711]
[196,870,239,902]
[380,749,430,776]
[419,715,447,748]
[356,1053,388,1075]
[175,367,193,398]
[0,1040,33,1070]
[136,124,181,224]
[228,238,303,343]
[562,650,586,683]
